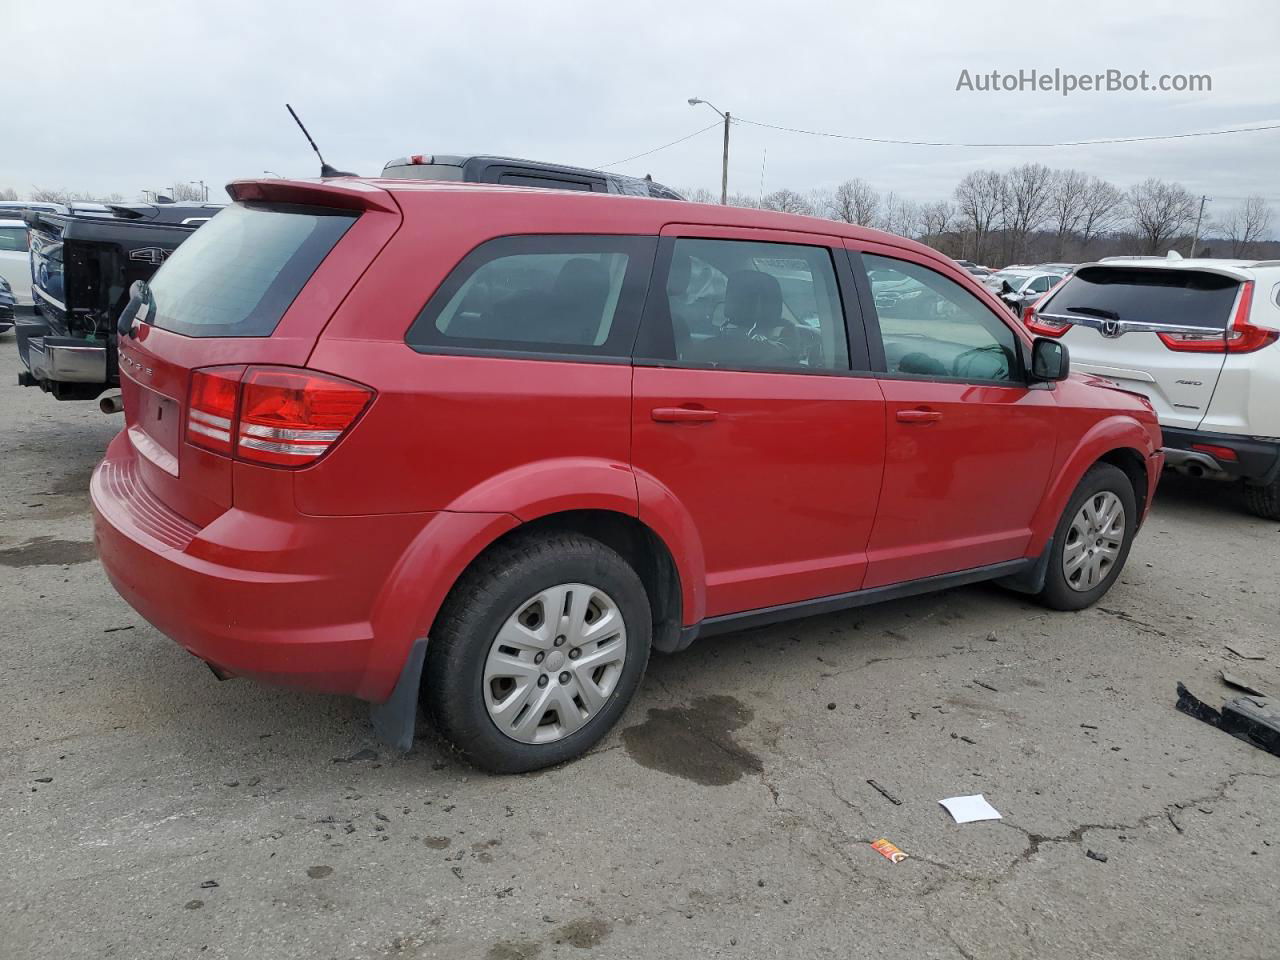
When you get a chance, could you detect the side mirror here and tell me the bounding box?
[1031,337,1070,382]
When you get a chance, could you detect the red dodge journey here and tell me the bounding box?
[92,177,1163,771]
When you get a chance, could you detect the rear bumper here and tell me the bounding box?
[1160,426,1280,485]
[90,430,508,700]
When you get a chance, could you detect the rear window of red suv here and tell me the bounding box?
[146,202,356,338]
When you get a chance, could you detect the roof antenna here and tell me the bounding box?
[285,103,356,178]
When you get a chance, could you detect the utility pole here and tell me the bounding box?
[719,111,730,205]
[688,98,731,204]
[1189,195,1209,258]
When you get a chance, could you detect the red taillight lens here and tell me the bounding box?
[237,368,373,467]
[1158,281,1277,354]
[186,365,373,468]
[187,366,245,454]
[1023,303,1070,337]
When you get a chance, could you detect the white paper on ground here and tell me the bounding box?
[939,794,1002,823]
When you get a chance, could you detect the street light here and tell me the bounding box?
[188,180,208,202]
[263,170,284,179]
[688,97,730,205]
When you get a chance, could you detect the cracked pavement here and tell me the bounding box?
[2,344,1278,959]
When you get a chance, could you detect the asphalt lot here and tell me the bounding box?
[1,342,1277,960]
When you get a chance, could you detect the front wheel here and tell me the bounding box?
[422,532,652,773]
[1035,463,1138,611]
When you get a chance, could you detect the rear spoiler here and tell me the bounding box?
[227,178,399,214]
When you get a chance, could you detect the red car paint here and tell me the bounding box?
[91,178,1163,703]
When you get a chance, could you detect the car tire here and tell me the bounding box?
[1243,478,1280,521]
[1035,463,1137,612]
[421,532,651,774]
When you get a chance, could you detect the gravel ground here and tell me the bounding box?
[1,342,1277,960]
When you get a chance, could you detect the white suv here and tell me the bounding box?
[1025,255,1280,519]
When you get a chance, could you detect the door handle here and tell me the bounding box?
[896,408,942,424]
[651,406,719,423]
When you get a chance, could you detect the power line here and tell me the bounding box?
[731,115,1280,149]
[598,120,722,169]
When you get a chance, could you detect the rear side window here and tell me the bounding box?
[1041,267,1240,330]
[407,235,655,358]
[146,202,356,338]
[642,237,850,373]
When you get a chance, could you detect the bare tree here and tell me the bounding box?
[727,192,763,209]
[680,186,717,205]
[30,187,75,203]
[0,187,17,201]
[918,200,955,245]
[762,189,813,216]
[878,192,921,239]
[1048,169,1088,258]
[953,170,1004,263]
[829,178,880,226]
[999,163,1055,263]
[1218,195,1273,257]
[1078,176,1125,253]
[1126,178,1196,254]
[807,188,837,220]
[167,183,205,202]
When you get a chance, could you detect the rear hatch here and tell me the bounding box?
[1029,263,1252,430]
[117,180,401,526]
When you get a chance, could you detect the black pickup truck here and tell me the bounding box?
[18,201,222,400]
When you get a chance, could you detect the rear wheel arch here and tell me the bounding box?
[429,509,686,655]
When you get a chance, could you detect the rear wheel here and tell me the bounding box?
[422,532,651,773]
[1036,463,1137,611]
[1243,478,1280,520]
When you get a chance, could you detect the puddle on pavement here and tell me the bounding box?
[553,917,611,949]
[622,694,762,785]
[0,537,97,567]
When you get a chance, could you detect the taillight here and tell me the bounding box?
[1158,281,1277,353]
[237,368,373,467]
[1022,297,1070,338]
[186,365,373,468]
[187,366,245,455]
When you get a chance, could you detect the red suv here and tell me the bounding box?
[92,178,1163,772]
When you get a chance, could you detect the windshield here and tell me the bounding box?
[146,202,356,338]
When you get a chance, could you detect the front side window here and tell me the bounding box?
[863,253,1020,383]
[655,237,849,372]
[407,235,653,357]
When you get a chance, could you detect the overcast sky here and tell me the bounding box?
[5,0,1279,212]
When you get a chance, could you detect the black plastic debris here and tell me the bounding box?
[1175,683,1280,758]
